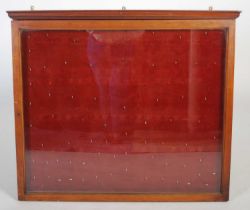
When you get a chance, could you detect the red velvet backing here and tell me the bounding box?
[21,29,225,193]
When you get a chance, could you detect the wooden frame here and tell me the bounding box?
[8,10,240,202]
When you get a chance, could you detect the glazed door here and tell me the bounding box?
[21,29,225,194]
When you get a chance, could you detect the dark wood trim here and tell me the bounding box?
[220,20,236,201]
[22,192,226,202]
[7,10,241,21]
[12,19,234,31]
[11,21,26,200]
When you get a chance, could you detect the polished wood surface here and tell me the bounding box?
[11,21,26,200]
[221,21,236,200]
[8,10,240,202]
[7,10,241,20]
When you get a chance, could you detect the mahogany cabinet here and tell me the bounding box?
[7,10,240,201]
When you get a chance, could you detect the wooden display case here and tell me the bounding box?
[7,10,240,201]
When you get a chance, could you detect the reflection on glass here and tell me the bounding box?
[21,29,225,193]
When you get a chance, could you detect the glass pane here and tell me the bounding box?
[21,30,225,193]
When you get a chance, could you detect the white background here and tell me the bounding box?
[0,0,249,210]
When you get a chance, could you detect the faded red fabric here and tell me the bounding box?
[21,30,225,193]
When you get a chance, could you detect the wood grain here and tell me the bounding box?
[221,20,236,201]
[11,21,26,200]
[7,10,240,20]
[9,10,240,202]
